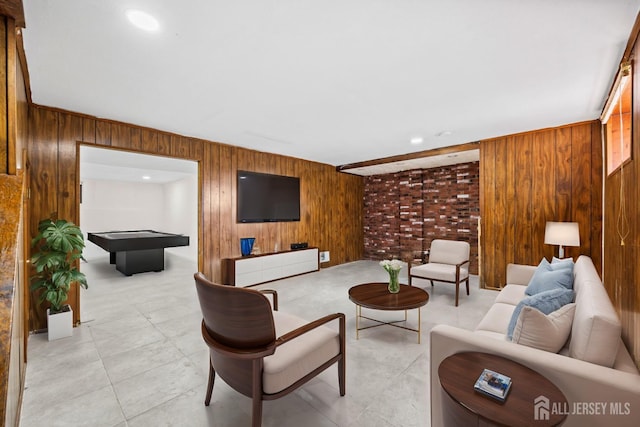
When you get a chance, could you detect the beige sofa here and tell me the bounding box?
[430,255,640,427]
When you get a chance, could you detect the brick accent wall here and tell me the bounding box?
[363,161,480,274]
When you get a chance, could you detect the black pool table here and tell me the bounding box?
[87,230,190,276]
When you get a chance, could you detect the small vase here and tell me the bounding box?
[240,237,255,256]
[388,270,400,293]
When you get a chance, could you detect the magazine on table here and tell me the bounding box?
[473,368,512,402]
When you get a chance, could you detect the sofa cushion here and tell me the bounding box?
[475,303,516,334]
[525,258,573,296]
[494,284,526,306]
[569,279,622,368]
[511,303,576,352]
[552,257,575,269]
[506,263,537,286]
[507,288,574,339]
[264,311,341,394]
[410,262,469,282]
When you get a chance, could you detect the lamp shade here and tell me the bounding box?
[544,222,580,247]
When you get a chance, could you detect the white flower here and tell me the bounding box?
[380,259,403,272]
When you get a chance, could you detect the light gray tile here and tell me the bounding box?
[20,385,124,427]
[90,323,167,359]
[127,388,246,427]
[102,338,185,383]
[296,378,365,427]
[113,357,206,419]
[25,338,102,383]
[22,359,111,412]
[152,309,202,338]
[21,255,496,427]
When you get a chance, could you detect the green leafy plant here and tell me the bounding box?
[30,217,88,314]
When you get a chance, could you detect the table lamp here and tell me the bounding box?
[544,222,580,258]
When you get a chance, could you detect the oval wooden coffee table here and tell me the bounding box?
[348,283,429,343]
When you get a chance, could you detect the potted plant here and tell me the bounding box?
[30,216,88,340]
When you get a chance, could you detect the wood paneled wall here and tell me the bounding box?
[27,106,364,331]
[479,121,602,289]
[603,39,640,366]
[0,10,27,426]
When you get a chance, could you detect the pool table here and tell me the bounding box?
[87,230,190,276]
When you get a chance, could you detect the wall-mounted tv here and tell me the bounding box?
[237,171,300,223]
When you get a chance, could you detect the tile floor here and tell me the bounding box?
[19,254,497,427]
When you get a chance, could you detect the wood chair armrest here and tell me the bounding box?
[454,259,470,269]
[259,289,278,310]
[275,313,345,346]
[201,321,276,359]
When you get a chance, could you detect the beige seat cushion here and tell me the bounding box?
[475,303,515,335]
[411,263,469,282]
[494,284,526,306]
[263,311,340,394]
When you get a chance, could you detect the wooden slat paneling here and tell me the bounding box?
[479,139,496,288]
[555,127,572,223]
[513,133,532,265]
[590,121,603,271]
[603,38,640,367]
[480,121,601,289]
[57,113,81,222]
[82,117,95,143]
[141,128,158,152]
[95,120,111,146]
[27,107,364,331]
[27,107,59,330]
[110,123,131,149]
[493,137,509,287]
[171,135,191,159]
[570,123,593,259]
[157,133,171,156]
[57,113,82,325]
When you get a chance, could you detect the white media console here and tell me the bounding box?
[222,247,319,287]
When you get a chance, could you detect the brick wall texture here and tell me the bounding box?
[363,161,480,274]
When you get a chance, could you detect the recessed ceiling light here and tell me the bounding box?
[410,136,424,145]
[142,175,151,180]
[435,131,452,137]
[126,10,160,32]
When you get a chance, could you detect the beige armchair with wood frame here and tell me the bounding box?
[193,272,346,427]
[408,239,470,306]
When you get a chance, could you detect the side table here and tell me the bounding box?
[438,352,567,426]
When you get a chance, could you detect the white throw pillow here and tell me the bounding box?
[511,303,576,352]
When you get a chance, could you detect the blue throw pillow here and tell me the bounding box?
[525,258,573,296]
[507,288,575,340]
[551,257,574,271]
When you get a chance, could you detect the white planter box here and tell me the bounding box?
[47,307,73,341]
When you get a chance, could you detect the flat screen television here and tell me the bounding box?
[237,171,300,223]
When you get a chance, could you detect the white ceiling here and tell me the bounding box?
[21,1,639,174]
[80,145,197,184]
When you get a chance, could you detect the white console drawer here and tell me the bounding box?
[223,247,319,287]
[235,271,263,287]
[234,257,264,275]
